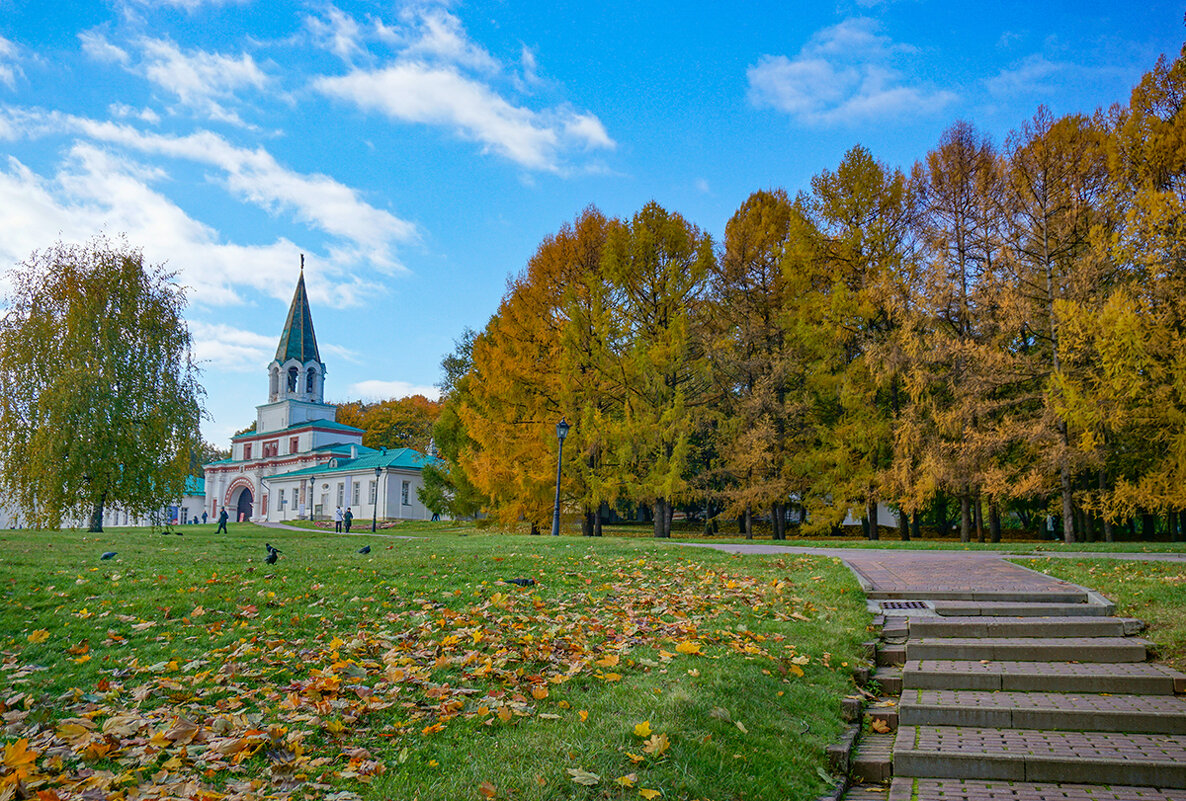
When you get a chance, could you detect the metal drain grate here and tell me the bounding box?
[881,601,928,610]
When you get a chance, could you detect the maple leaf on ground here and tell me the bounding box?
[566,768,600,786]
[639,789,662,799]
[26,630,48,644]
[675,641,701,655]
[478,781,497,798]
[642,733,670,757]
[615,773,638,787]
[633,721,652,738]
[870,719,890,733]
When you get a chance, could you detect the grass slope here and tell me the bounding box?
[1019,557,1186,671]
[0,523,870,801]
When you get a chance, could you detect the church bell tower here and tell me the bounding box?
[268,256,325,404]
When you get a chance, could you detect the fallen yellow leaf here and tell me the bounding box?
[615,773,638,787]
[675,640,701,655]
[640,789,661,800]
[27,629,49,644]
[634,721,652,738]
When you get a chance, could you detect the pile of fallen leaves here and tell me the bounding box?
[2,554,836,800]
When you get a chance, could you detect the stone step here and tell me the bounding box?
[902,660,1186,695]
[874,666,903,695]
[878,643,907,666]
[869,591,1089,604]
[906,637,1151,663]
[932,601,1113,617]
[851,731,895,784]
[899,690,1186,734]
[909,616,1143,638]
[867,699,900,732]
[893,725,1186,789]
[888,776,1186,801]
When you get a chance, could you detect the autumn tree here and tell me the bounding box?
[459,208,614,532]
[335,395,441,452]
[786,146,917,536]
[1057,45,1186,537]
[709,189,801,539]
[422,332,486,519]
[601,202,715,538]
[0,236,204,531]
[894,122,1010,542]
[997,107,1112,542]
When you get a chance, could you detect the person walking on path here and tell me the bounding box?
[202,510,208,525]
[216,508,228,534]
[344,508,353,533]
[334,506,343,533]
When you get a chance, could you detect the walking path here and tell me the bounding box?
[685,543,1186,800]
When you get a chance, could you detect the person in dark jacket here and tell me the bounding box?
[216,508,229,534]
[344,508,354,533]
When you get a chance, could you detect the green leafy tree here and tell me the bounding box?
[0,236,204,531]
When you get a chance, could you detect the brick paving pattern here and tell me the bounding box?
[897,726,1186,762]
[888,778,1186,801]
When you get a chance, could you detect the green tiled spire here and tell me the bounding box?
[275,264,321,364]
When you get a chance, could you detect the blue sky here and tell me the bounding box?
[0,0,1180,446]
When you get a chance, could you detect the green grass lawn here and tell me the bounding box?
[1018,557,1186,671]
[0,523,871,800]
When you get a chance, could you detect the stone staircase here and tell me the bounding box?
[841,590,1186,801]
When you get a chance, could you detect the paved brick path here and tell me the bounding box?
[693,544,1186,801]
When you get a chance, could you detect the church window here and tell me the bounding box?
[369,480,376,505]
[402,480,410,505]
[263,441,278,458]
[287,367,298,391]
[279,489,286,509]
[289,436,300,453]
[336,483,344,507]
[269,367,279,398]
[352,482,360,505]
[244,443,252,460]
[306,368,316,393]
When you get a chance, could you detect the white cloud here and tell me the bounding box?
[695,178,710,194]
[0,146,375,310]
[108,103,161,124]
[312,5,613,172]
[747,17,956,126]
[305,6,366,63]
[2,108,418,271]
[79,30,130,65]
[140,38,269,125]
[984,54,1065,98]
[0,36,24,90]
[189,321,276,371]
[347,379,441,401]
[126,0,250,10]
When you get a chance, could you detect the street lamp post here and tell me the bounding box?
[372,465,382,533]
[550,418,570,537]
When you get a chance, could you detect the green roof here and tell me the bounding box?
[231,419,364,440]
[185,475,205,496]
[275,270,321,364]
[267,447,442,480]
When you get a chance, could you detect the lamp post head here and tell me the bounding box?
[556,418,570,442]
[374,465,382,478]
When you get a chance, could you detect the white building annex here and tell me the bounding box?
[203,267,438,524]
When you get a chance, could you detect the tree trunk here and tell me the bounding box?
[960,494,971,543]
[867,499,879,541]
[744,506,753,540]
[738,515,746,535]
[935,496,948,539]
[666,502,674,538]
[1141,513,1156,541]
[1083,508,1094,543]
[594,512,602,537]
[1060,463,1075,543]
[772,503,783,541]
[975,495,984,544]
[88,491,106,533]
[898,508,910,541]
[989,503,1001,543]
[911,511,921,541]
[530,521,539,536]
[653,499,664,538]
[582,508,594,537]
[1099,469,1114,542]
